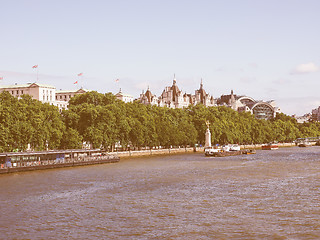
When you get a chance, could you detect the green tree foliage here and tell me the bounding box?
[0,92,65,151]
[1,90,320,152]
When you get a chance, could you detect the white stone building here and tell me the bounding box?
[139,77,215,108]
[0,83,90,111]
[115,89,134,103]
[0,82,56,104]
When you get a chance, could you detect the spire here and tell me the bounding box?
[173,73,176,85]
[200,78,203,89]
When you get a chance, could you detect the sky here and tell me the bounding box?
[0,0,319,115]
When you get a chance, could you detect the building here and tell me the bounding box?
[192,79,215,107]
[0,82,56,104]
[311,107,320,121]
[55,88,88,102]
[293,114,311,123]
[0,83,89,111]
[217,90,281,120]
[139,76,215,108]
[115,89,134,103]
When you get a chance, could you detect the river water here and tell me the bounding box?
[1,147,320,239]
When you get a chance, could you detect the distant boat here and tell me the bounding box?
[205,144,242,157]
[261,142,278,150]
[242,149,256,155]
[298,141,312,147]
[204,147,222,157]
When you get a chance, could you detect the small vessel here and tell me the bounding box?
[298,141,312,147]
[204,147,222,157]
[222,144,241,152]
[242,149,256,155]
[261,142,278,150]
[205,144,242,157]
[212,150,243,157]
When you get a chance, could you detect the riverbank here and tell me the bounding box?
[240,142,296,149]
[114,142,297,159]
[115,147,197,158]
[0,154,119,174]
[0,143,297,174]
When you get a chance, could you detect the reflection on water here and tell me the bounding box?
[1,147,320,239]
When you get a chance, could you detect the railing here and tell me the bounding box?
[0,154,119,172]
[295,137,320,144]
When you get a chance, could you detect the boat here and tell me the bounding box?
[205,144,242,157]
[222,144,241,152]
[204,147,222,156]
[261,142,278,150]
[298,141,312,147]
[242,149,256,155]
[212,150,243,157]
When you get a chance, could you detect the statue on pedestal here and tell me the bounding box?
[205,120,212,148]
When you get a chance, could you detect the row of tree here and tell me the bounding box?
[1,91,320,152]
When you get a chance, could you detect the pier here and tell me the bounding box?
[0,149,119,174]
[294,137,320,145]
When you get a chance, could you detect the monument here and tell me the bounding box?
[205,120,212,148]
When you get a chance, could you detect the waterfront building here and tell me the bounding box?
[115,88,134,103]
[293,114,311,123]
[0,83,90,111]
[55,88,88,102]
[217,90,280,120]
[139,87,158,105]
[55,88,89,111]
[311,107,320,121]
[139,76,215,108]
[0,82,56,104]
[192,79,215,107]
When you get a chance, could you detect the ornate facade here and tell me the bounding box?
[139,76,215,108]
[217,90,281,120]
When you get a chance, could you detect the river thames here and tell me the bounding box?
[1,147,320,239]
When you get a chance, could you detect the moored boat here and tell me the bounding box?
[261,142,278,150]
[205,144,243,157]
[298,141,312,147]
[242,149,256,155]
[212,150,243,157]
[204,147,222,156]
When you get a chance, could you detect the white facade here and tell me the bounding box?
[0,83,56,104]
[139,77,215,108]
[115,89,134,103]
[56,88,88,102]
[0,83,89,111]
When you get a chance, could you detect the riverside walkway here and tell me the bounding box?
[0,149,119,174]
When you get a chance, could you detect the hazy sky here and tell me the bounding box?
[1,0,319,115]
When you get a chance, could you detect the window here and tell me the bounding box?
[21,90,23,94]
[60,95,62,99]
[16,90,19,94]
